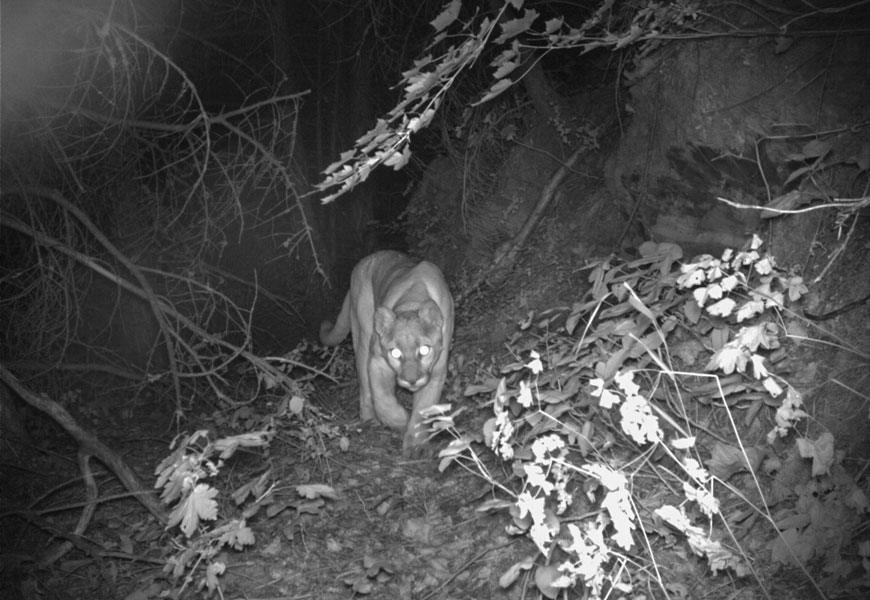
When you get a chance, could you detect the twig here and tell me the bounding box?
[200,263,304,323]
[810,211,859,284]
[37,449,99,567]
[716,194,869,215]
[8,360,142,380]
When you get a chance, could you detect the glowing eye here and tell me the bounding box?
[419,345,431,356]
[390,348,402,360]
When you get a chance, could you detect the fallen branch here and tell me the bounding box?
[0,365,168,526]
[456,145,585,303]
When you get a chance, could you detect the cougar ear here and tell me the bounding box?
[374,307,396,337]
[418,300,443,330]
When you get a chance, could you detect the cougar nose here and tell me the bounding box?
[399,375,427,391]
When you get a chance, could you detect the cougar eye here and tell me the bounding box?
[390,348,402,360]
[419,345,431,357]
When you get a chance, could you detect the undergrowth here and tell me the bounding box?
[148,342,346,597]
[428,236,869,599]
[148,236,868,598]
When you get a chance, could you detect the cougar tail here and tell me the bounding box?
[319,293,352,346]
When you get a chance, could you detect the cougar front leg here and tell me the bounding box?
[368,358,409,430]
[403,358,448,455]
[352,322,376,422]
[355,350,376,422]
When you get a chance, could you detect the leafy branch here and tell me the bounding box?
[315,0,703,203]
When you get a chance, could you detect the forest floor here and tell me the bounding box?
[2,224,869,600]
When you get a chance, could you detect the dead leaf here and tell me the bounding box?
[706,442,761,480]
[534,564,562,599]
[498,556,535,588]
[774,512,811,531]
[796,432,835,476]
[770,528,813,566]
[296,484,337,500]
